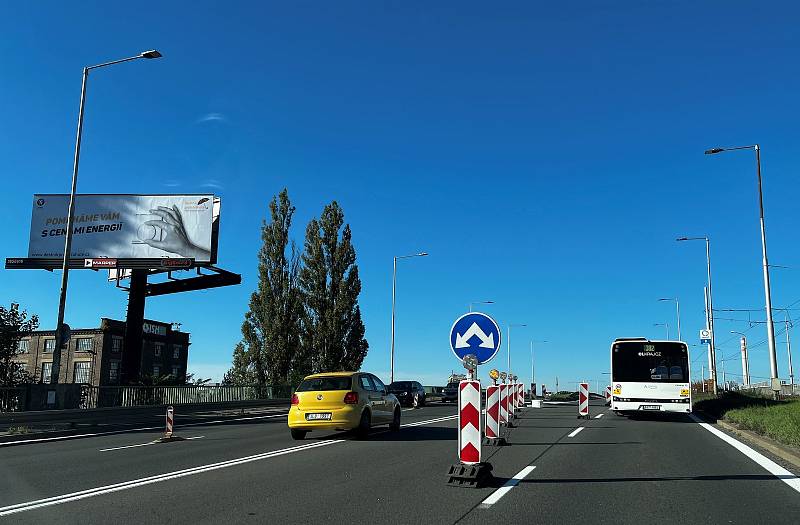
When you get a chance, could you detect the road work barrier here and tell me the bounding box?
[605,385,611,403]
[578,383,589,419]
[517,383,524,410]
[164,405,174,438]
[484,384,505,446]
[499,383,508,425]
[446,379,493,488]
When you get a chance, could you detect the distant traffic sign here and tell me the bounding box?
[699,329,712,345]
[449,312,502,365]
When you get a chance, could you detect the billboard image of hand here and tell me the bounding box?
[141,205,211,261]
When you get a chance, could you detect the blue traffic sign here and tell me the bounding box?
[449,312,502,365]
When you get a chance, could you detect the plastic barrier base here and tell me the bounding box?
[446,462,493,488]
[484,436,507,447]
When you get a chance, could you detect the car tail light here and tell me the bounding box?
[343,392,358,404]
[291,394,299,405]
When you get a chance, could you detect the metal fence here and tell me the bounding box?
[0,387,26,412]
[1,384,292,412]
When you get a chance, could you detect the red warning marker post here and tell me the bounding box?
[484,369,506,446]
[578,382,590,419]
[605,385,612,404]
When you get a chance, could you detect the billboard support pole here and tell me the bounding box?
[122,269,148,384]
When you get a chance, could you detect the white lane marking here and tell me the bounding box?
[99,435,206,452]
[594,413,604,419]
[478,466,536,507]
[100,441,158,452]
[402,415,458,428]
[0,439,343,517]
[690,414,800,494]
[0,412,288,447]
[567,427,584,438]
[0,414,458,516]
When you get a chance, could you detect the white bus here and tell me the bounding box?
[610,338,692,414]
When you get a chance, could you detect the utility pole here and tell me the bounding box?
[785,313,794,387]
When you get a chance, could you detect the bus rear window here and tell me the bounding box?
[612,342,689,383]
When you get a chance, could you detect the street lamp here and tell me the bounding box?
[653,323,670,340]
[730,331,750,386]
[52,49,163,384]
[658,298,681,341]
[677,235,718,395]
[507,323,527,380]
[530,339,548,394]
[390,252,428,383]
[469,300,494,312]
[706,145,779,393]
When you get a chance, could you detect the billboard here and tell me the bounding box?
[28,195,217,263]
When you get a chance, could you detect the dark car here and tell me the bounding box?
[442,381,460,403]
[388,381,426,408]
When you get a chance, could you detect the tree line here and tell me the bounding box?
[223,189,368,386]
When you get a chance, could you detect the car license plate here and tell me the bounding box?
[641,405,661,411]
[305,413,332,421]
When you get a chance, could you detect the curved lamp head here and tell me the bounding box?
[140,50,163,59]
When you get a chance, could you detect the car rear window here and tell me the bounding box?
[390,381,412,389]
[296,376,352,392]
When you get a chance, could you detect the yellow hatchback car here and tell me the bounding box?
[288,372,401,440]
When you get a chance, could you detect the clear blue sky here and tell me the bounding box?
[2,1,800,389]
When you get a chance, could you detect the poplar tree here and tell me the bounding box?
[227,189,302,385]
[0,303,38,387]
[299,201,369,373]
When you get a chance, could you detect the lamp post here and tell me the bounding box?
[654,323,670,340]
[706,145,779,394]
[677,236,718,395]
[51,50,163,385]
[390,252,428,384]
[730,331,750,387]
[530,339,548,396]
[658,298,681,341]
[469,300,494,312]
[507,323,527,380]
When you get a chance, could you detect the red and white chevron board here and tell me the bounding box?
[485,385,500,439]
[458,380,482,464]
[578,383,589,417]
[499,383,508,424]
[517,383,524,408]
[513,382,520,412]
[508,382,515,414]
[165,405,174,437]
[605,385,611,402]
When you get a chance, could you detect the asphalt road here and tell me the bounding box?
[1,401,799,524]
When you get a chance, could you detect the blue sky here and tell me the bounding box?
[2,1,800,389]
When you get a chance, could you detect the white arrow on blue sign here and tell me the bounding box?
[450,312,502,365]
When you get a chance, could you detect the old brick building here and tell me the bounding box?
[12,318,190,386]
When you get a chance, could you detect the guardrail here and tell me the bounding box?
[0,384,293,412]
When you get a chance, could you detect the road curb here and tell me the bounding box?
[695,412,800,470]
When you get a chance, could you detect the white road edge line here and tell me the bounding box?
[478,466,536,507]
[0,413,288,447]
[0,414,457,516]
[567,427,584,438]
[594,413,604,419]
[690,414,800,494]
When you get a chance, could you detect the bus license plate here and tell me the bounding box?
[641,405,661,411]
[306,413,332,421]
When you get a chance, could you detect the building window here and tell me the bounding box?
[41,362,53,383]
[154,343,163,357]
[73,362,91,384]
[153,365,161,377]
[16,339,29,354]
[111,336,123,353]
[44,339,56,353]
[109,361,120,383]
[77,338,93,353]
[173,345,182,359]
[171,366,179,378]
